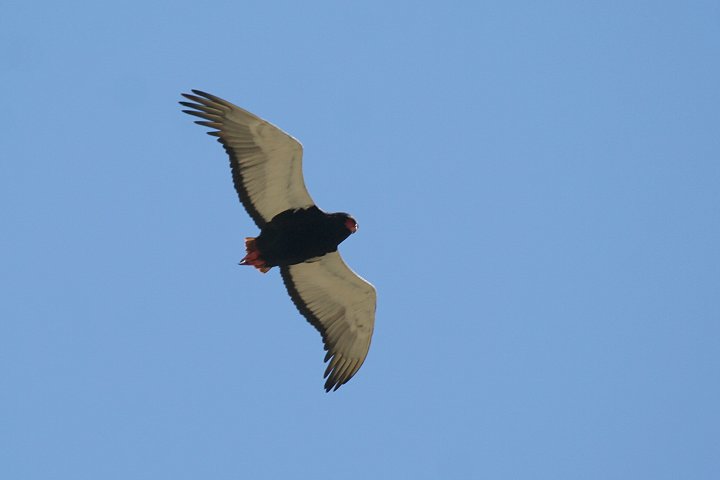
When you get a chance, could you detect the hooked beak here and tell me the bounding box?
[345,218,358,234]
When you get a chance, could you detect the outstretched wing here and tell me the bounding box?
[280,252,376,391]
[180,90,315,228]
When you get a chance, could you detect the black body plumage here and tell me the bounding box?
[256,206,353,266]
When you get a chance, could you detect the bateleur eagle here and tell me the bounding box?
[180,90,376,391]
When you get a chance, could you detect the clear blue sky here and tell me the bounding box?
[2,1,719,478]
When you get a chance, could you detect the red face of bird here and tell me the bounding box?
[345,217,358,234]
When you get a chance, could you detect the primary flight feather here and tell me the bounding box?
[180,90,376,391]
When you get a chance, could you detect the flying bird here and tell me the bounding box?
[180,90,376,391]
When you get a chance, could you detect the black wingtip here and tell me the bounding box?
[323,379,344,392]
[182,110,207,119]
[191,89,211,98]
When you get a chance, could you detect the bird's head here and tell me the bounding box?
[342,214,358,234]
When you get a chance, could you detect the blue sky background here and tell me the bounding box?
[2,1,719,478]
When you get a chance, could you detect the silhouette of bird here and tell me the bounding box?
[180,90,376,391]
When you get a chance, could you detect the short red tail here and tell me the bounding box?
[239,237,271,273]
